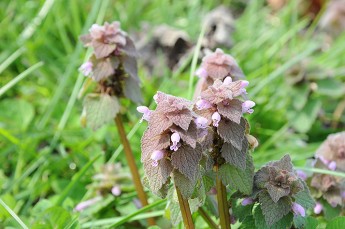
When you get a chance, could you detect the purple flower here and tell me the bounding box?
[79,61,93,76]
[296,170,307,181]
[341,191,345,199]
[318,156,330,165]
[240,80,249,88]
[195,68,208,78]
[314,202,323,214]
[328,161,337,171]
[195,117,208,129]
[242,100,255,114]
[111,185,121,196]
[196,99,212,110]
[223,76,233,85]
[212,112,221,127]
[170,133,181,151]
[151,150,165,166]
[75,196,102,212]
[292,202,305,217]
[137,106,152,122]
[241,197,254,206]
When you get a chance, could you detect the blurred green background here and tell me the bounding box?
[0,0,344,228]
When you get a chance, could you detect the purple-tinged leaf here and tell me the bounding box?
[217,99,242,124]
[217,117,245,150]
[144,157,173,193]
[221,139,248,170]
[92,40,116,59]
[141,129,170,162]
[171,145,202,181]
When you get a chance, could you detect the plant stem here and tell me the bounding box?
[114,115,155,226]
[198,207,219,229]
[175,186,195,229]
[216,165,231,229]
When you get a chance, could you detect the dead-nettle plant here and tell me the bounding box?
[237,155,315,228]
[301,131,345,216]
[78,21,155,225]
[138,48,257,228]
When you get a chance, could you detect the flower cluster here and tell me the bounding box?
[139,92,204,198]
[307,132,345,213]
[195,77,256,171]
[241,155,314,226]
[195,48,245,94]
[79,21,142,103]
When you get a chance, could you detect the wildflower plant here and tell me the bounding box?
[237,155,315,228]
[305,132,345,217]
[79,21,142,130]
[78,21,155,225]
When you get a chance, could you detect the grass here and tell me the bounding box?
[0,0,344,228]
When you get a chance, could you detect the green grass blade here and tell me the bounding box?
[297,167,345,178]
[106,199,166,228]
[0,48,25,75]
[0,198,28,229]
[0,62,43,97]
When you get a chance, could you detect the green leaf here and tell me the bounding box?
[326,217,345,229]
[291,84,309,110]
[316,79,345,98]
[290,98,321,133]
[241,215,256,229]
[0,98,34,132]
[32,206,75,229]
[232,198,253,222]
[294,180,315,210]
[218,155,254,195]
[83,93,120,130]
[173,170,197,199]
[305,217,318,229]
[259,191,291,226]
[221,139,248,170]
[254,205,293,229]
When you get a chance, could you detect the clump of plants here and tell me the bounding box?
[302,131,345,218]
[138,49,315,228]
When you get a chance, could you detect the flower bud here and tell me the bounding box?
[212,112,221,127]
[151,150,165,167]
[292,202,305,217]
[246,134,258,150]
[223,76,233,85]
[314,202,323,214]
[195,68,208,78]
[170,133,181,151]
[296,170,307,181]
[242,100,255,114]
[240,80,249,88]
[196,99,212,110]
[79,61,93,76]
[241,198,254,206]
[328,161,337,171]
[111,185,121,196]
[195,117,208,129]
[137,106,151,122]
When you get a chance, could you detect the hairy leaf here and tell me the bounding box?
[166,109,193,131]
[217,118,245,150]
[173,170,197,198]
[294,180,315,210]
[144,158,173,193]
[148,111,173,135]
[217,99,242,124]
[141,129,170,162]
[221,139,248,170]
[254,205,293,229]
[259,191,291,226]
[120,37,137,57]
[123,75,142,103]
[92,57,115,81]
[218,155,254,194]
[171,145,202,181]
[121,55,139,80]
[83,94,120,130]
[265,183,290,203]
[92,40,116,59]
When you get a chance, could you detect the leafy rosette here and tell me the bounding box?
[239,155,315,228]
[195,48,245,93]
[79,21,142,130]
[139,92,205,199]
[308,131,345,211]
[193,77,257,195]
